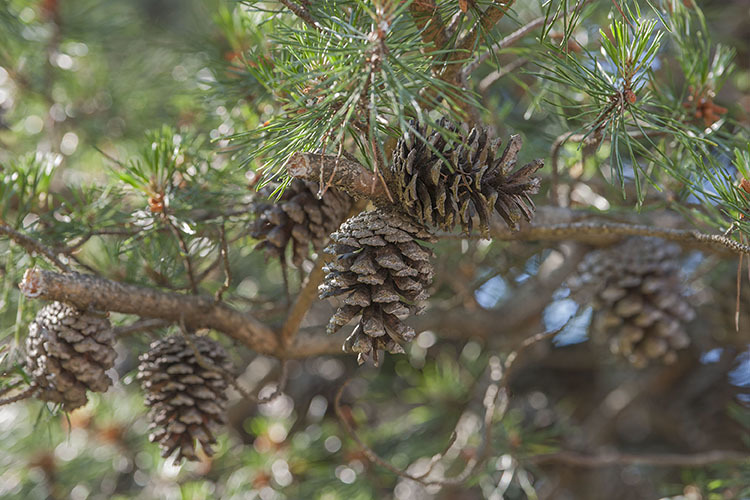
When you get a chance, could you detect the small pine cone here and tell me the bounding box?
[250,178,353,267]
[389,120,543,235]
[568,237,695,368]
[319,208,435,366]
[138,335,234,463]
[25,302,116,411]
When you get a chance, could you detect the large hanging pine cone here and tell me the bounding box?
[25,301,116,411]
[389,120,543,235]
[319,208,435,365]
[138,335,234,463]
[250,178,353,267]
[568,237,695,368]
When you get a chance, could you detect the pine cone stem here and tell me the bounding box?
[285,152,393,205]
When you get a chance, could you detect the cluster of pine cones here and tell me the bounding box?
[567,237,695,368]
[251,119,543,364]
[23,300,234,463]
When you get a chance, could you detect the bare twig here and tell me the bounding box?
[279,253,331,349]
[0,224,71,272]
[529,449,749,467]
[491,220,750,256]
[113,318,170,337]
[230,359,289,405]
[334,326,563,486]
[335,378,431,484]
[478,56,529,91]
[215,223,231,302]
[0,384,38,407]
[464,0,593,77]
[164,216,199,294]
[441,0,516,84]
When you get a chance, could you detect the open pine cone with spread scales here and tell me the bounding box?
[389,119,542,236]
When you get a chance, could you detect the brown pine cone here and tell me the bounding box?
[319,208,435,365]
[137,335,234,463]
[25,302,116,411]
[389,119,543,235]
[250,178,353,267]
[568,237,695,368]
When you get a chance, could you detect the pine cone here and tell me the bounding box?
[389,120,543,235]
[137,335,234,463]
[319,208,435,365]
[25,301,116,411]
[568,237,695,368]
[250,178,353,267]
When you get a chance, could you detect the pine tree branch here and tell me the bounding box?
[0,224,72,272]
[277,0,322,31]
[529,449,750,467]
[463,0,594,77]
[409,0,449,56]
[279,252,331,349]
[491,220,750,255]
[19,268,280,354]
[285,152,392,205]
[441,0,516,84]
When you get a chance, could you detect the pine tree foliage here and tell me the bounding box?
[0,0,748,498]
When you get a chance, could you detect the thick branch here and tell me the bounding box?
[20,268,280,354]
[409,0,449,56]
[285,153,392,206]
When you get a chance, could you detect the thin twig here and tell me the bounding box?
[0,384,38,407]
[164,216,199,295]
[529,449,749,467]
[335,378,431,484]
[491,221,750,256]
[0,224,71,272]
[442,0,517,84]
[279,252,330,349]
[478,56,529,91]
[334,326,563,486]
[464,0,593,77]
[113,318,170,337]
[215,223,231,302]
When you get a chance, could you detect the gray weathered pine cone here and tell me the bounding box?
[319,208,435,365]
[137,335,234,463]
[389,119,543,236]
[568,237,695,368]
[25,301,116,411]
[250,178,353,267]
